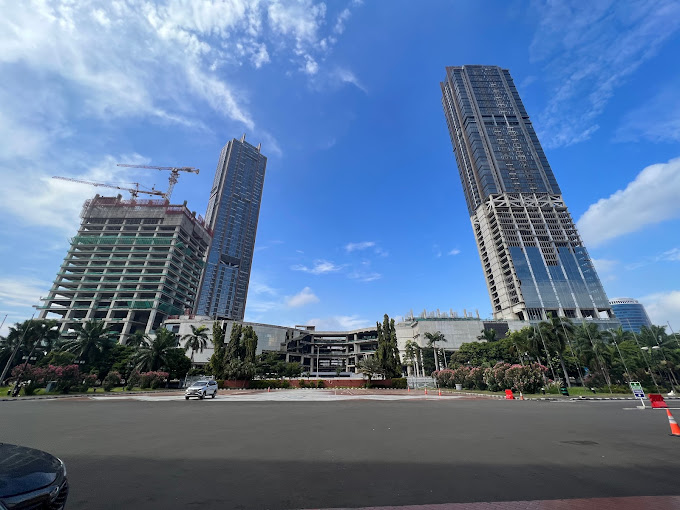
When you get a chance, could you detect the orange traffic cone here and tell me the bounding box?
[438,389,442,397]
[407,387,410,393]
[667,409,680,437]
[267,387,270,393]
[425,388,428,395]
[520,392,524,400]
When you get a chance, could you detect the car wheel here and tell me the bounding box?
[211,391,216,399]
[199,392,205,400]
[185,396,189,400]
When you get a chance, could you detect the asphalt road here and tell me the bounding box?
[1,393,679,509]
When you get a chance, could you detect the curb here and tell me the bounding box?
[0,389,179,402]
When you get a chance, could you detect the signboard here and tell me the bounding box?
[629,381,645,399]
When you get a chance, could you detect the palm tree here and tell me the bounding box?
[477,328,497,342]
[182,325,209,363]
[424,331,446,371]
[403,340,419,376]
[60,320,114,365]
[134,328,178,372]
[125,330,150,348]
[357,356,384,386]
[1,319,60,384]
[539,315,577,387]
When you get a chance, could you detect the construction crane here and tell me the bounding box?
[52,176,166,199]
[116,164,199,200]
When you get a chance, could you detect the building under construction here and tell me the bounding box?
[38,195,212,343]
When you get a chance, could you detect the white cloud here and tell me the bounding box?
[577,157,680,247]
[638,291,680,330]
[0,276,50,309]
[345,241,375,252]
[591,258,618,274]
[0,153,150,234]
[304,315,372,331]
[448,249,461,256]
[348,271,381,282]
[333,68,367,93]
[334,8,352,34]
[615,82,680,143]
[302,54,319,75]
[286,287,319,308]
[433,244,442,258]
[291,259,344,275]
[530,0,680,148]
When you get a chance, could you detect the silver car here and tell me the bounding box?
[185,380,218,400]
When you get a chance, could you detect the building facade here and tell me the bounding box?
[38,195,212,343]
[196,135,267,320]
[441,65,617,323]
[610,298,652,333]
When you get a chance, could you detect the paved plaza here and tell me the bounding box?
[2,390,679,509]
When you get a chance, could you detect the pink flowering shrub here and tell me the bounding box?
[140,371,169,389]
[465,367,485,390]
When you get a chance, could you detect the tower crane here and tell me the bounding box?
[52,176,166,199]
[116,164,199,200]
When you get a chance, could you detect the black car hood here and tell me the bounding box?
[0,444,62,498]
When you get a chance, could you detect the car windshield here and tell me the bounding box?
[192,382,207,386]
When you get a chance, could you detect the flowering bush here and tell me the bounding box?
[11,364,82,394]
[451,366,470,385]
[465,367,485,390]
[433,369,454,388]
[503,363,547,394]
[126,370,141,390]
[103,371,122,391]
[483,362,511,391]
[140,371,169,389]
[81,373,99,392]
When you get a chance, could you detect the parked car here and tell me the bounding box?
[185,380,218,400]
[0,443,68,509]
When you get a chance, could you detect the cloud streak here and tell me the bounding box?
[577,157,680,247]
[529,0,680,148]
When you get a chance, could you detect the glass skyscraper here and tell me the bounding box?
[609,298,652,333]
[441,65,616,323]
[196,135,267,320]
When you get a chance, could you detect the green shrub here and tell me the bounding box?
[281,380,291,388]
[390,378,407,389]
[317,380,325,388]
[299,379,307,388]
[103,371,122,392]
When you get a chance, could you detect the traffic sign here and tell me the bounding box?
[630,381,645,400]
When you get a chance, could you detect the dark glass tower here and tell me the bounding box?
[441,65,616,323]
[196,135,266,320]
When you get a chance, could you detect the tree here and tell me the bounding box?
[226,323,243,362]
[207,321,226,378]
[164,348,192,379]
[356,356,384,386]
[376,315,401,378]
[424,331,446,371]
[477,328,498,342]
[182,325,209,362]
[242,326,258,363]
[403,340,419,376]
[538,315,576,387]
[134,328,178,372]
[125,330,149,348]
[60,320,114,366]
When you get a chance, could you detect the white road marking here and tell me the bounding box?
[89,390,467,402]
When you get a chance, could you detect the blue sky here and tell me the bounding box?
[1,0,680,335]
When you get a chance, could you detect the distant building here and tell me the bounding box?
[196,135,267,320]
[441,65,618,326]
[610,298,652,333]
[164,316,378,376]
[38,195,212,343]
